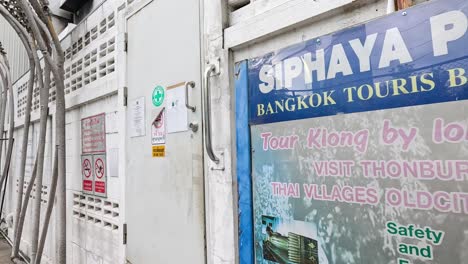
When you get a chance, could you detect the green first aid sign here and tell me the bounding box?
[152,85,165,107]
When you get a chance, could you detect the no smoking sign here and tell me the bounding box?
[95,158,105,179]
[93,154,107,197]
[83,159,92,178]
[81,154,107,197]
[81,155,94,194]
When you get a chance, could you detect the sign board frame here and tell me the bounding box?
[238,1,468,263]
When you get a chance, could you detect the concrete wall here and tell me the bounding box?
[3,1,127,263]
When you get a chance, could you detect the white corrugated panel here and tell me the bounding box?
[0,16,29,82]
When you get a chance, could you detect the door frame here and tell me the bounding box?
[235,60,254,263]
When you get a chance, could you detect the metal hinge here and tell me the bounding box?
[123,86,128,107]
[124,33,128,52]
[123,223,127,244]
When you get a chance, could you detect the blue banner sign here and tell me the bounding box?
[248,0,468,125]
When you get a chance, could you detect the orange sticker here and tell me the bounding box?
[152,145,165,157]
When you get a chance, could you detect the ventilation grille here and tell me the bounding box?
[16,179,49,205]
[15,11,117,119]
[72,192,120,231]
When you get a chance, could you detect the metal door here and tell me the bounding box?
[125,0,205,263]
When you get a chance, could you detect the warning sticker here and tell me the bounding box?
[152,108,166,145]
[152,145,165,157]
[93,154,107,197]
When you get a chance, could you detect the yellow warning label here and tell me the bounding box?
[152,145,165,157]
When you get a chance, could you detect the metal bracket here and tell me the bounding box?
[123,223,127,244]
[207,57,221,76]
[210,150,225,171]
[124,33,128,52]
[122,86,128,106]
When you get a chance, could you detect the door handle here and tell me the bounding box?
[185,81,196,112]
[203,65,220,164]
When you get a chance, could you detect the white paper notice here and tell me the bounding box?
[129,97,146,137]
[105,111,118,133]
[166,85,188,133]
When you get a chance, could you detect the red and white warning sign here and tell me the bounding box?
[81,155,94,194]
[93,154,107,197]
[81,113,106,154]
[151,108,166,145]
[81,154,107,197]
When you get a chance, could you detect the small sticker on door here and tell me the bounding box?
[152,108,166,145]
[152,85,165,107]
[152,145,165,157]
